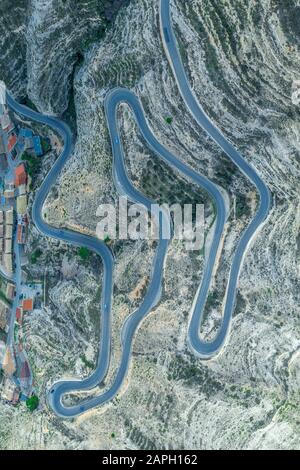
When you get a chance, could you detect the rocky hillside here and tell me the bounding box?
[1,0,300,450]
[0,0,129,113]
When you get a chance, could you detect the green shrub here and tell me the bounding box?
[26,395,39,412]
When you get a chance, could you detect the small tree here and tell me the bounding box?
[26,395,39,412]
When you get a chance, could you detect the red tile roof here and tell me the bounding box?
[7,134,17,152]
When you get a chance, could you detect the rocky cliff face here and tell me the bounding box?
[1,0,300,451]
[0,0,28,97]
[0,0,129,114]
[26,0,110,114]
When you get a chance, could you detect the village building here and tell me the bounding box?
[0,135,5,156]
[15,164,27,187]
[7,134,17,153]
[0,339,6,366]
[4,238,12,254]
[16,195,27,215]
[0,299,9,331]
[18,184,26,196]
[3,253,13,274]
[5,282,15,301]
[22,298,33,312]
[5,209,14,225]
[3,188,15,200]
[1,376,19,404]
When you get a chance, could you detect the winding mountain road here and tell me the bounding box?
[160,0,271,357]
[6,0,270,417]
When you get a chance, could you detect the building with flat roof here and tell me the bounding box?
[7,134,17,153]
[2,347,16,376]
[16,195,27,215]
[19,360,32,396]
[19,128,33,139]
[17,224,26,244]
[15,164,27,187]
